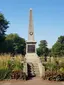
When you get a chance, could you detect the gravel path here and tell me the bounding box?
[0,77,64,85]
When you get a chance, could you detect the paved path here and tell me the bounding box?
[0,77,64,85]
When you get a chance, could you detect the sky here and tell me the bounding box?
[0,0,64,48]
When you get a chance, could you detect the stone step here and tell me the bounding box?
[33,64,40,76]
[27,62,40,77]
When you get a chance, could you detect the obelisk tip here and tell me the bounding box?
[30,8,32,10]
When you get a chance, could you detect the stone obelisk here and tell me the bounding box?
[25,8,45,77]
[26,8,36,54]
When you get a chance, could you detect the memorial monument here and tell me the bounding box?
[25,8,45,77]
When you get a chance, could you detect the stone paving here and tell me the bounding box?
[0,77,64,85]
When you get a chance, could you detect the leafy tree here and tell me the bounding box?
[5,33,26,55]
[51,42,61,57]
[0,13,9,53]
[48,48,52,57]
[37,40,49,60]
[0,13,9,36]
[51,36,64,57]
[57,36,64,44]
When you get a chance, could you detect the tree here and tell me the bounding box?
[57,36,64,44]
[51,36,64,57]
[51,42,61,57]
[0,13,9,53]
[5,33,26,55]
[48,48,52,57]
[0,13,9,36]
[37,40,49,60]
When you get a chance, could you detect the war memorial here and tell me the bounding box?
[24,8,45,78]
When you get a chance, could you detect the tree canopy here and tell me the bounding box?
[51,36,64,57]
[5,33,26,55]
[0,13,9,53]
[0,13,9,36]
[37,40,49,57]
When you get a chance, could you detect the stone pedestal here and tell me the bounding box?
[26,41,37,54]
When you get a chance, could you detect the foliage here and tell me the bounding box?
[51,36,64,57]
[44,71,64,81]
[37,40,49,61]
[2,33,26,55]
[11,71,26,80]
[0,54,24,80]
[0,13,9,36]
[43,57,64,81]
[37,40,49,56]
[0,13,9,53]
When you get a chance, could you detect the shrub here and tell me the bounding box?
[0,54,25,80]
[0,68,11,80]
[44,58,64,81]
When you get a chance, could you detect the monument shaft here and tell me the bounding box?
[28,8,34,41]
[26,8,36,54]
